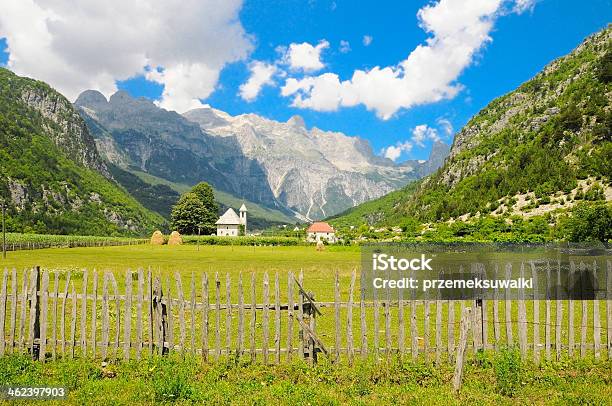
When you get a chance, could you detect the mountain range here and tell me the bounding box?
[75,90,448,222]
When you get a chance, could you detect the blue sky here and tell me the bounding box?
[1,0,610,160]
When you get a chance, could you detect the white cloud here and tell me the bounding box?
[339,40,351,54]
[383,140,413,161]
[362,35,373,46]
[436,117,454,136]
[281,0,533,119]
[239,61,277,102]
[283,40,329,72]
[0,0,252,113]
[513,0,536,13]
[411,124,440,147]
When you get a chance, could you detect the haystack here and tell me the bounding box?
[316,240,325,251]
[168,230,183,245]
[150,230,165,245]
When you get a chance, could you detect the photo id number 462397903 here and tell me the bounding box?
[1,386,66,399]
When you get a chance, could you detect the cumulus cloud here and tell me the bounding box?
[239,61,277,101]
[339,40,351,54]
[436,117,454,136]
[283,40,329,72]
[0,0,252,112]
[411,124,440,147]
[362,35,373,46]
[383,141,413,161]
[281,0,533,119]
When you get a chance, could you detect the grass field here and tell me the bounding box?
[0,352,610,405]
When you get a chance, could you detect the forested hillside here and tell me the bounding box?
[0,68,163,235]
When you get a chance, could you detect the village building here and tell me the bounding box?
[306,221,337,243]
[216,204,247,236]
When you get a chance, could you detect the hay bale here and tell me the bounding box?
[168,230,183,245]
[150,230,165,245]
[316,240,325,251]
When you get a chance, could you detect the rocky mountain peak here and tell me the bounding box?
[287,114,306,129]
[74,89,108,109]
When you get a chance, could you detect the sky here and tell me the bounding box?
[0,0,610,160]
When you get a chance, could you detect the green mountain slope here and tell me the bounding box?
[0,68,163,235]
[337,27,610,229]
[330,27,611,242]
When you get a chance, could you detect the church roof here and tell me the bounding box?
[239,203,248,212]
[216,208,241,225]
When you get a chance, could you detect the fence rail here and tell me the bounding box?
[0,261,610,364]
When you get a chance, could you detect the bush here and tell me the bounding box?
[494,347,522,397]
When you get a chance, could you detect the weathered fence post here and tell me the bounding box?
[453,307,472,393]
[30,267,41,359]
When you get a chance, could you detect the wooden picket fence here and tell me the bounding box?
[0,262,610,364]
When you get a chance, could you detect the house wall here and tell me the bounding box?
[217,225,239,237]
[307,231,336,243]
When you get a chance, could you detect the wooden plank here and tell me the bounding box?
[60,272,71,357]
[0,269,8,356]
[38,270,49,361]
[287,272,294,361]
[238,272,244,356]
[226,273,232,356]
[545,263,551,361]
[447,300,455,361]
[556,263,563,360]
[568,262,575,357]
[175,272,186,355]
[607,260,611,360]
[263,272,270,365]
[492,266,500,351]
[274,272,281,364]
[69,282,77,358]
[385,282,391,357]
[373,281,379,357]
[580,262,587,358]
[298,271,304,359]
[101,272,109,360]
[250,272,256,362]
[594,292,601,359]
[411,297,417,360]
[154,278,163,355]
[80,270,88,356]
[124,270,132,360]
[398,279,405,356]
[190,273,196,356]
[518,265,527,358]
[215,272,221,360]
[18,269,28,351]
[147,269,153,355]
[27,268,39,355]
[435,299,442,365]
[347,270,355,363]
[136,269,143,360]
[166,276,174,353]
[452,307,472,393]
[50,273,59,359]
[505,264,513,346]
[202,272,209,362]
[9,269,17,354]
[334,270,340,360]
[360,275,367,360]
[532,263,540,363]
[110,273,120,360]
[424,300,430,361]
[91,270,98,358]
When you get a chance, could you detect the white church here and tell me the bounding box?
[216,204,247,237]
